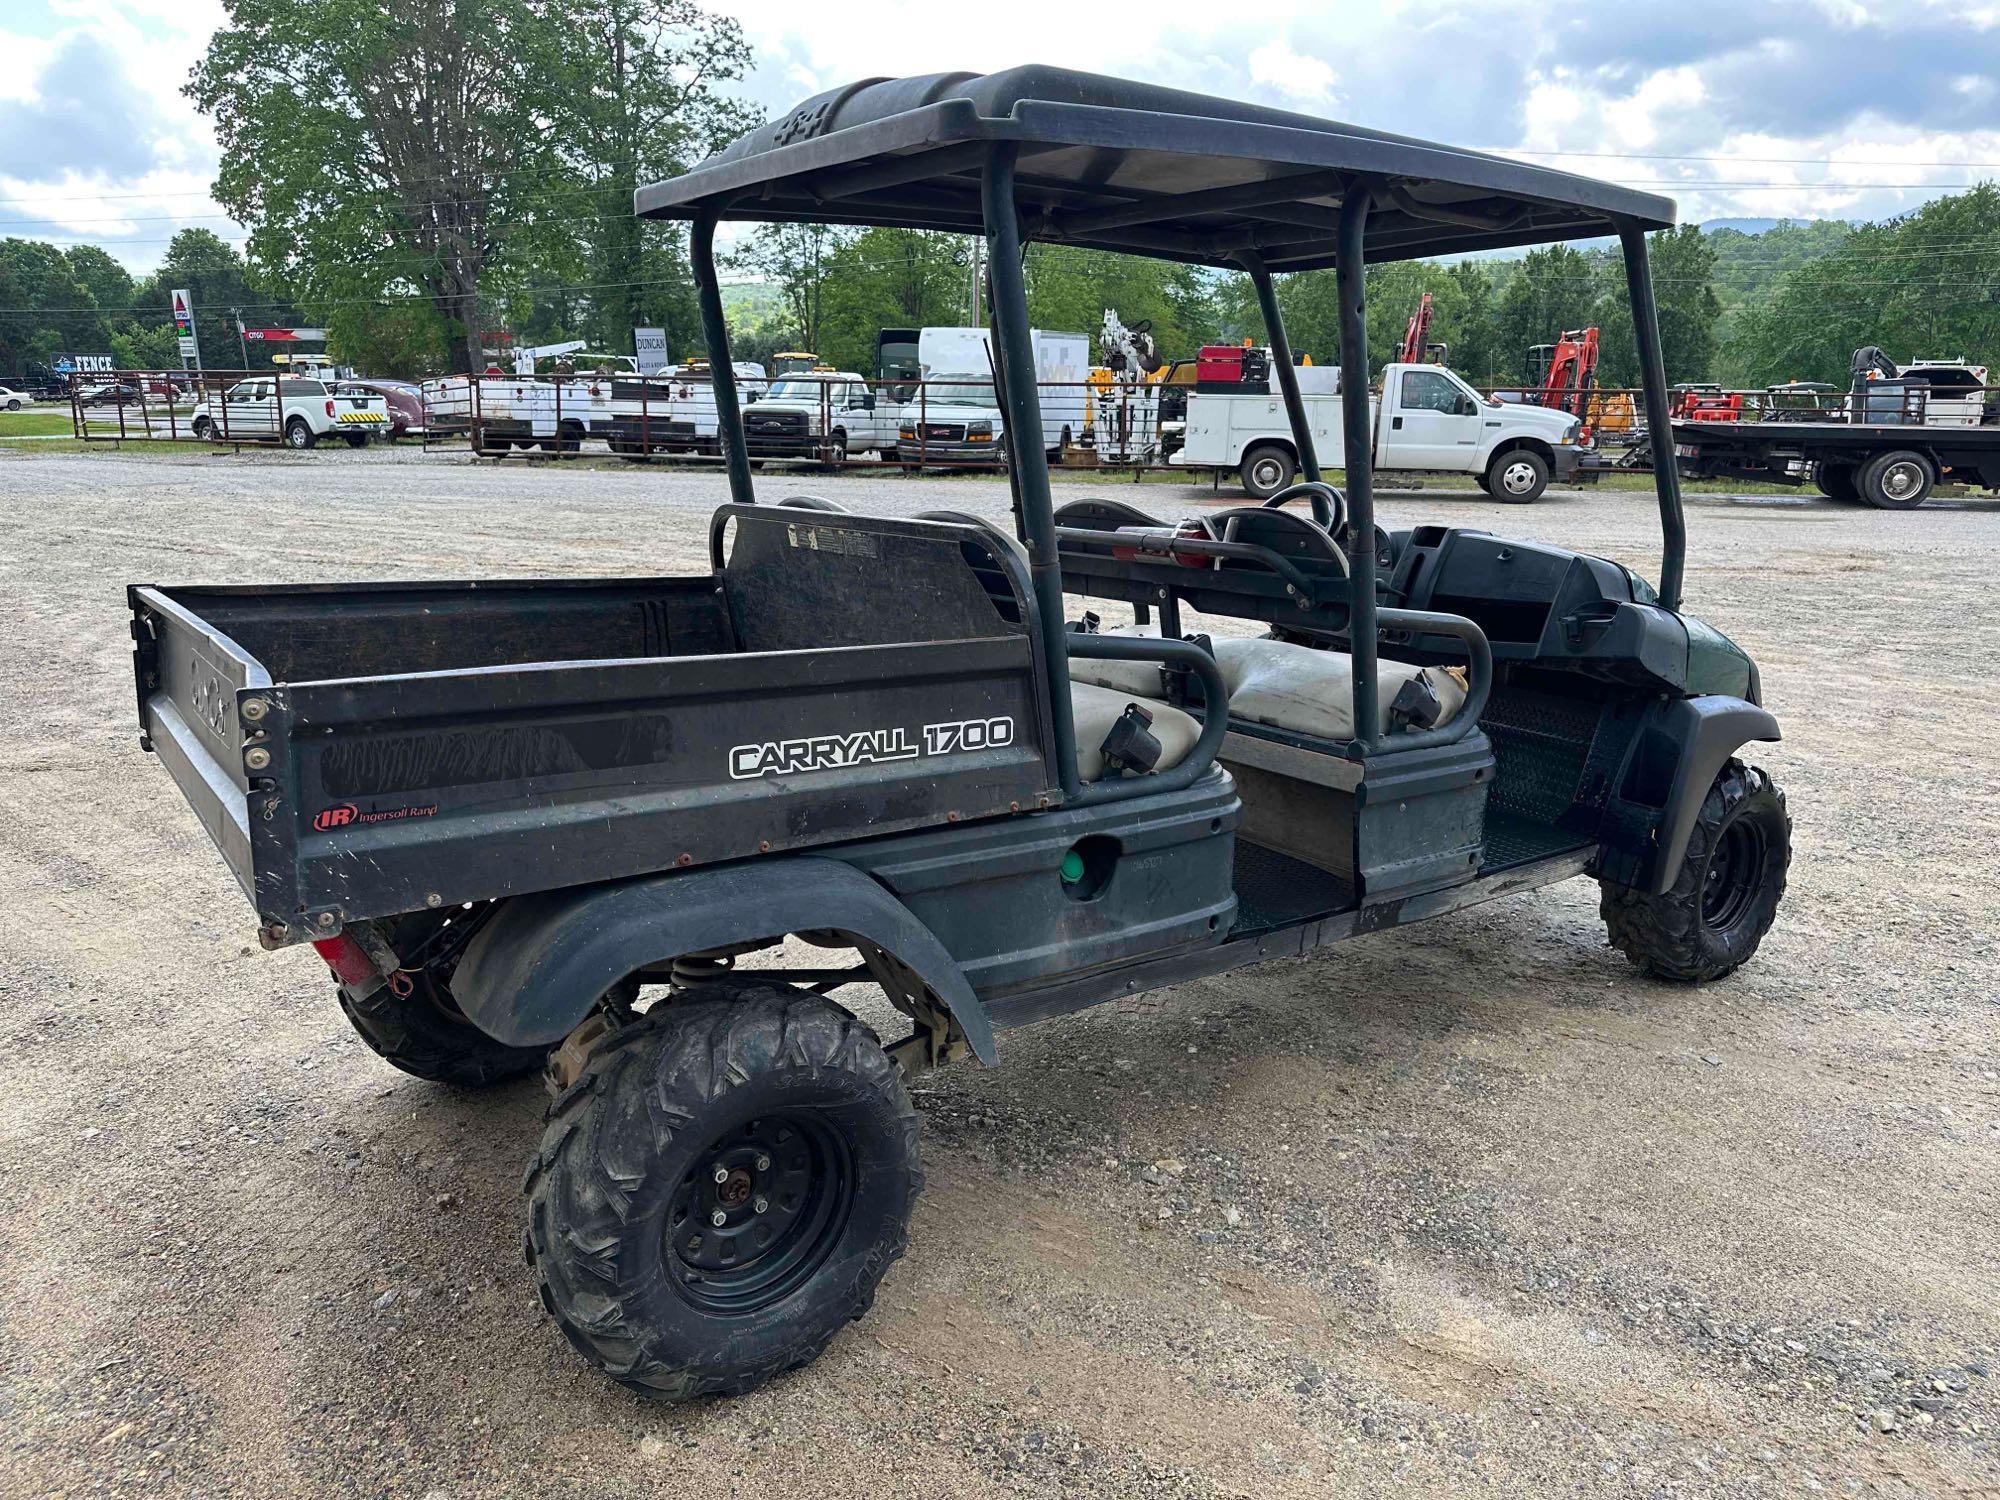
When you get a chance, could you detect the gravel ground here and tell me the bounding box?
[2,444,1997,1499]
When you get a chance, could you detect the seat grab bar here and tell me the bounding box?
[1066,634,1231,807]
[1368,607,1493,755]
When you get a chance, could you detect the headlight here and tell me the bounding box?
[967,421,993,439]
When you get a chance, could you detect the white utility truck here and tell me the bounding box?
[887,325,1088,464]
[1175,360,1585,501]
[191,375,390,449]
[741,370,898,462]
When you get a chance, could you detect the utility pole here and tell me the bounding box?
[966,240,984,326]
[232,308,249,368]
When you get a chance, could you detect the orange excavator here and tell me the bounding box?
[1527,326,1635,441]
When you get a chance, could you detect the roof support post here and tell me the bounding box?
[1616,219,1686,612]
[1241,252,1320,485]
[1335,186,1380,756]
[982,143,1080,799]
[692,210,755,506]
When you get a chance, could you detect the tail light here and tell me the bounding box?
[325,400,336,417]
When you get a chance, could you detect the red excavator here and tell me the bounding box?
[1528,327,1599,420]
[1398,292,1447,364]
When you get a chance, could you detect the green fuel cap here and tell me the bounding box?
[1060,849,1086,883]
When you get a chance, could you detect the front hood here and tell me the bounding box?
[742,400,816,417]
[1495,401,1579,439]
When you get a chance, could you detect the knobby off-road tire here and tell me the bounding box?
[1600,759,1791,982]
[337,911,547,1087]
[524,983,921,1399]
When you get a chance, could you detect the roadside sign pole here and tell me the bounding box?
[172,289,202,374]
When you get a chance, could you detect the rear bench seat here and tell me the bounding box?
[1069,627,1467,761]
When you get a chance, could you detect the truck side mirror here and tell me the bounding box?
[1456,396,1478,416]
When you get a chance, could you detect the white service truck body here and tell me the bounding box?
[1174,361,1584,501]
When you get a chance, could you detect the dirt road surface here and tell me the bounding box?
[2,446,1996,1499]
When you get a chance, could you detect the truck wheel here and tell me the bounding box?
[1239,443,1297,500]
[337,944,548,1088]
[284,417,316,450]
[1857,449,1934,509]
[1487,448,1549,503]
[1600,760,1790,983]
[525,982,920,1400]
[343,432,369,448]
[822,429,847,470]
[1813,462,1860,503]
[192,415,213,441]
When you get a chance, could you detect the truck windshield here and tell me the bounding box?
[763,379,831,400]
[927,380,995,407]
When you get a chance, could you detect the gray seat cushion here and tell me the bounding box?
[1211,636,1467,741]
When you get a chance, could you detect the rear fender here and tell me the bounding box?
[449,857,996,1061]
[1606,695,1780,895]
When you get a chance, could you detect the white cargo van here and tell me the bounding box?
[884,326,1088,463]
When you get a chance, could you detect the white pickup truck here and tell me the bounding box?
[1174,361,1585,502]
[741,371,898,462]
[192,376,391,449]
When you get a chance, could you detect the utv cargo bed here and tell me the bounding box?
[128,509,1057,943]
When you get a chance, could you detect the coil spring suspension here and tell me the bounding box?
[670,952,737,990]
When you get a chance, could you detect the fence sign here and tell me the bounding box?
[634,327,669,371]
[172,289,201,368]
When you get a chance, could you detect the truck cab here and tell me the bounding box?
[1175,359,1583,500]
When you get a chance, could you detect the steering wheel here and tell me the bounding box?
[1260,479,1345,535]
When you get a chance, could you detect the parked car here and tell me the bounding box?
[339,379,426,440]
[76,381,144,408]
[0,384,30,411]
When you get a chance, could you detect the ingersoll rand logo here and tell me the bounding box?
[729,717,1014,780]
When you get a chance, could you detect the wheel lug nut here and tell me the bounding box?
[754,1197,769,1214]
[754,1154,771,1171]
[712,1166,729,1184]
[709,1208,727,1227]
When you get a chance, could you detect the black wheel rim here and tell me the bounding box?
[1702,817,1768,932]
[667,1113,853,1316]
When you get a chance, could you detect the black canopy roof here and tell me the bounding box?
[636,66,1675,271]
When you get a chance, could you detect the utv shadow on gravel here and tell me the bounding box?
[128,66,1789,1400]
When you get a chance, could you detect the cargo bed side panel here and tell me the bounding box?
[272,636,1054,934]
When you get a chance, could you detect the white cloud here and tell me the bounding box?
[1247,40,1339,106]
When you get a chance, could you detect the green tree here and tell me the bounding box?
[191,0,721,373]
[1492,245,1602,386]
[0,239,110,373]
[818,228,972,372]
[728,222,851,355]
[64,247,134,318]
[132,229,267,369]
[1593,224,1721,387]
[1024,247,1223,361]
[548,0,753,360]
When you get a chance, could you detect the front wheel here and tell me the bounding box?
[525,982,921,1400]
[1600,760,1790,982]
[1486,447,1550,503]
[191,415,213,441]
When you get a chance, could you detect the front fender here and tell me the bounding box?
[1616,695,1780,894]
[450,857,996,1062]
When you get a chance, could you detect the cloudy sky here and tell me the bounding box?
[5,0,2000,272]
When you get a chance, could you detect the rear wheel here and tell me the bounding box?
[343,432,369,448]
[525,982,920,1399]
[1813,462,1860,503]
[1857,448,1934,509]
[1486,447,1549,503]
[284,417,316,450]
[336,909,548,1086]
[1239,442,1297,500]
[1600,760,1790,982]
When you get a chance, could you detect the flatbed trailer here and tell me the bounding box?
[1672,416,2000,507]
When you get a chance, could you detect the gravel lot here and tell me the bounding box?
[2,445,1997,1499]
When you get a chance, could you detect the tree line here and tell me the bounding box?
[3,0,1996,391]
